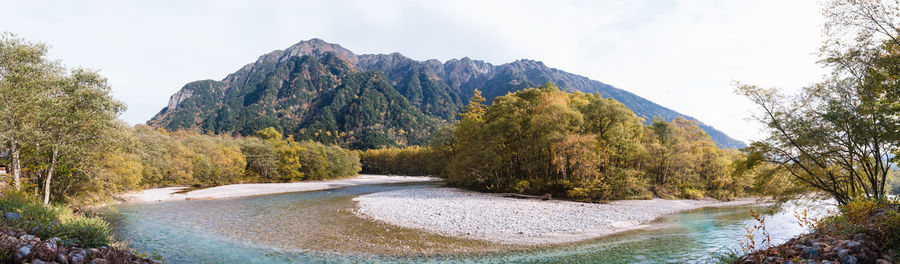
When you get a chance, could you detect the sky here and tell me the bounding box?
[0,0,827,143]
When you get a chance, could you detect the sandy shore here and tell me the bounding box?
[118,175,439,202]
[353,187,760,245]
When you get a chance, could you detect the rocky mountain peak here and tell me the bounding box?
[153,38,747,149]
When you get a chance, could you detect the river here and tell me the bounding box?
[102,182,831,263]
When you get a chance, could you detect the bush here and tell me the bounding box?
[815,199,900,249]
[0,190,112,248]
[0,191,68,238]
[57,216,111,248]
[652,185,678,199]
[681,188,705,200]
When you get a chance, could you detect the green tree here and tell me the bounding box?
[0,33,55,190]
[38,69,125,204]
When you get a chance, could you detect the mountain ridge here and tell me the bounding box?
[149,39,746,149]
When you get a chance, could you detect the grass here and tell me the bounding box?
[0,189,111,248]
[814,198,900,250]
[708,247,743,264]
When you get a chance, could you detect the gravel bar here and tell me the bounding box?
[353,187,758,245]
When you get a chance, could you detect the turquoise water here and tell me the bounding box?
[104,183,826,263]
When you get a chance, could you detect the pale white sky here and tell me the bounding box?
[0,0,827,142]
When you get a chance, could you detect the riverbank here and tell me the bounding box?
[730,200,899,264]
[353,187,761,245]
[0,227,163,264]
[117,175,440,202]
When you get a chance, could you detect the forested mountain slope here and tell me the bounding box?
[149,39,745,149]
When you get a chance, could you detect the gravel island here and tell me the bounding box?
[354,187,759,245]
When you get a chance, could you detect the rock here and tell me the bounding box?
[16,244,33,260]
[20,234,35,241]
[33,240,59,261]
[91,258,109,264]
[853,233,867,241]
[846,241,864,252]
[834,246,844,253]
[800,246,818,258]
[841,254,858,264]
[4,235,18,245]
[876,259,892,264]
[822,261,833,264]
[57,253,69,264]
[3,212,20,220]
[69,251,87,264]
[89,248,101,258]
[32,259,50,264]
[839,249,851,257]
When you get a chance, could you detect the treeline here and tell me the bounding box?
[452,85,761,200]
[358,146,450,176]
[0,32,360,205]
[81,126,362,204]
[132,125,360,185]
[362,86,779,201]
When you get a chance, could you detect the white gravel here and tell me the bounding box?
[118,175,439,202]
[353,187,759,245]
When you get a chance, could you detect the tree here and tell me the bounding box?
[38,69,124,204]
[738,0,900,205]
[738,80,896,205]
[0,33,55,190]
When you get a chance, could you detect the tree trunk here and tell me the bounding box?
[43,148,58,205]
[10,139,21,191]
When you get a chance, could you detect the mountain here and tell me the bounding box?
[148,38,746,149]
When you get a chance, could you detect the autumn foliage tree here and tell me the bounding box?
[738,0,900,205]
[446,83,748,201]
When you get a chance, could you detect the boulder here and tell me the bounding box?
[841,254,858,264]
[88,247,102,259]
[16,244,33,260]
[69,250,87,264]
[839,249,851,258]
[3,212,20,220]
[4,235,18,245]
[33,240,59,261]
[57,252,70,264]
[800,246,818,258]
[846,241,864,252]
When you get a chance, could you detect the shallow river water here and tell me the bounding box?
[103,182,830,263]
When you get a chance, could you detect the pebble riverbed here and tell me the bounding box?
[353,187,758,245]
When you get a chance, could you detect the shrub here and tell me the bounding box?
[57,216,111,248]
[815,199,900,249]
[514,180,531,193]
[652,185,677,199]
[566,180,609,202]
[0,191,68,237]
[0,190,112,248]
[681,188,705,200]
